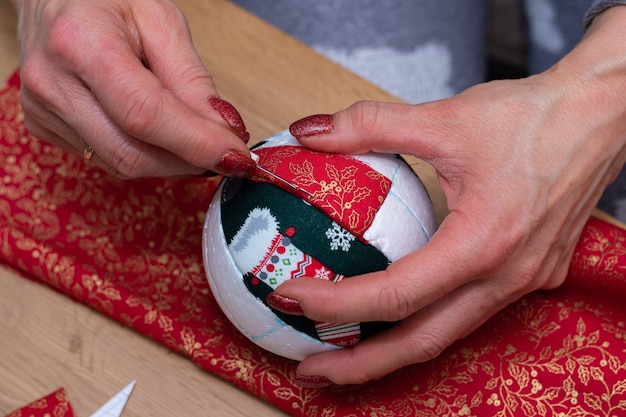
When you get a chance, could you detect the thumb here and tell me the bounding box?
[289,100,455,161]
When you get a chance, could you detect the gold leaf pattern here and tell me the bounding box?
[2,72,626,416]
[6,388,74,417]
[251,146,392,240]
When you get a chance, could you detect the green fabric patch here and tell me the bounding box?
[220,178,389,276]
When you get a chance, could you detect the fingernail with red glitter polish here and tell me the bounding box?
[295,375,333,389]
[289,114,334,138]
[216,151,256,178]
[266,292,304,315]
[209,97,250,143]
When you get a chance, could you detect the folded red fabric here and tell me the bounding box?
[4,388,75,417]
[2,71,626,417]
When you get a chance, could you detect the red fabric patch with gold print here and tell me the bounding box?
[5,388,75,417]
[250,145,391,241]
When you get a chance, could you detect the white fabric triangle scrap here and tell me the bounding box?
[90,381,136,417]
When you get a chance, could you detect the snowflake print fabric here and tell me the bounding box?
[326,222,355,252]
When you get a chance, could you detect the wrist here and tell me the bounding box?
[549,6,626,151]
[532,6,626,194]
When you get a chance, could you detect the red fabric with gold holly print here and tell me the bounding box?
[4,388,75,417]
[2,70,626,417]
[251,145,392,241]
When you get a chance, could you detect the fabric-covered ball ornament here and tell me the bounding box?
[202,130,437,361]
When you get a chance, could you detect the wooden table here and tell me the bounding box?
[0,1,446,416]
[4,2,623,416]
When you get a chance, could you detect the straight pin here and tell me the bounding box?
[250,152,315,199]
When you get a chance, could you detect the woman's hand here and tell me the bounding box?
[10,0,255,178]
[270,6,626,387]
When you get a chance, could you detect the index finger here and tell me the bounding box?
[76,17,251,171]
[290,100,462,162]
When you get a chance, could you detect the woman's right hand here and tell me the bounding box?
[9,0,255,178]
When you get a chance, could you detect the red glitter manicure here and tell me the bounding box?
[289,114,334,138]
[266,292,304,315]
[209,97,250,143]
[216,151,256,178]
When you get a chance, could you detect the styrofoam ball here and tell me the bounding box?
[202,130,437,361]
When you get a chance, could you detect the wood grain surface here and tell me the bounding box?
[3,1,621,415]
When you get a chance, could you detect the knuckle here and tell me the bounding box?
[110,161,140,180]
[346,369,379,386]
[19,63,51,103]
[158,1,188,26]
[112,160,143,180]
[406,332,450,362]
[456,219,548,296]
[348,100,383,138]
[173,63,216,90]
[376,284,417,322]
[120,89,163,140]
[432,97,471,122]
[108,143,146,179]
[460,219,524,276]
[423,97,480,144]
[344,348,387,385]
[510,264,541,293]
[45,13,85,65]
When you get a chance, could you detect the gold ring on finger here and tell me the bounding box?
[83,145,94,160]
